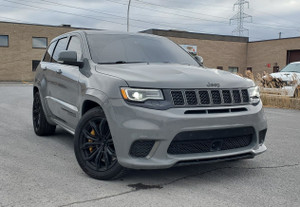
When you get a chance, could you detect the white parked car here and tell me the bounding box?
[261,62,300,97]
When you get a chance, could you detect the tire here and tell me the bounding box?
[32,92,56,136]
[74,107,127,180]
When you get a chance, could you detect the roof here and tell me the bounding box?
[141,29,249,43]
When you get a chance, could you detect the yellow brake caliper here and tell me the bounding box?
[89,129,95,153]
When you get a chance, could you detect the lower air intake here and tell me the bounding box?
[129,140,155,158]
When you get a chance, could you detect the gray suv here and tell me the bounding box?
[33,30,267,180]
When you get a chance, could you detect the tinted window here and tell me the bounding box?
[280,63,300,73]
[52,38,69,62]
[0,35,9,47]
[32,37,48,48]
[67,36,82,61]
[87,34,199,66]
[43,41,57,62]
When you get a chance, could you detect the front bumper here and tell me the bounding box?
[106,99,267,169]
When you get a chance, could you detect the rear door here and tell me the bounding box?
[39,40,57,115]
[44,37,70,123]
[49,35,82,129]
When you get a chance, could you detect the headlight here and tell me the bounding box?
[121,87,164,102]
[248,86,260,104]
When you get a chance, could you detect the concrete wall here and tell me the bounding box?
[0,22,76,81]
[247,37,300,75]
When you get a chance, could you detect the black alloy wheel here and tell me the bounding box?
[32,92,56,136]
[80,117,117,171]
[74,107,126,180]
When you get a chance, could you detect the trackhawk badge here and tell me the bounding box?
[207,82,220,88]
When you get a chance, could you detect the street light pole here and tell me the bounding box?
[127,0,132,32]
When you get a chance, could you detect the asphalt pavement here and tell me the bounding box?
[0,84,299,207]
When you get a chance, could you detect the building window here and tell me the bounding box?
[217,66,223,70]
[0,35,9,47]
[32,60,40,71]
[32,37,48,49]
[228,66,238,73]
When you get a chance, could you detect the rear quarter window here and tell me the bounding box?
[43,41,57,62]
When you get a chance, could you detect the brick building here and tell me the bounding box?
[1,21,300,81]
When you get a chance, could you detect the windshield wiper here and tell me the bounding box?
[98,61,147,64]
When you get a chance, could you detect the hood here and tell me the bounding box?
[270,72,300,82]
[95,63,254,89]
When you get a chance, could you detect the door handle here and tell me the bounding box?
[42,67,47,71]
[56,69,62,74]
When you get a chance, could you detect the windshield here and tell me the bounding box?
[280,63,300,73]
[86,33,199,66]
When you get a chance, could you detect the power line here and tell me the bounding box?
[135,0,230,20]
[0,0,144,29]
[1,0,299,38]
[24,0,210,32]
[230,0,252,36]
[104,0,299,31]
[103,0,229,24]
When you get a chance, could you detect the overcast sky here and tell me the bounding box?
[0,0,300,41]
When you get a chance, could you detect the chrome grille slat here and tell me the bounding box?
[170,89,249,107]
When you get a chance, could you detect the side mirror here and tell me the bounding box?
[194,55,204,66]
[58,50,83,67]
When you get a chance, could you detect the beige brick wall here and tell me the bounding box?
[1,22,300,81]
[247,38,300,75]
[0,22,76,81]
[167,36,248,73]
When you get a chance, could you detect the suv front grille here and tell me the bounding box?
[170,89,249,107]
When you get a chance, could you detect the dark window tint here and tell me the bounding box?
[43,41,57,62]
[32,60,40,71]
[52,38,69,62]
[32,37,48,48]
[0,35,9,47]
[87,34,199,66]
[67,36,82,61]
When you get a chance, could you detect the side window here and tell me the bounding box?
[67,36,83,61]
[43,41,57,62]
[52,37,69,63]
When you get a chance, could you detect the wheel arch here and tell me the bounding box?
[82,100,103,116]
[33,86,39,95]
[81,89,110,117]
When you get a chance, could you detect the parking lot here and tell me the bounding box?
[0,84,299,207]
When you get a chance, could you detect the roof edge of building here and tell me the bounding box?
[140,29,249,43]
[0,20,96,30]
[250,36,300,43]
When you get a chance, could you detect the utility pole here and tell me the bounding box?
[230,0,252,36]
[127,0,132,32]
